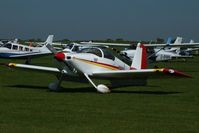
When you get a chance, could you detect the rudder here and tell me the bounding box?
[131,43,147,69]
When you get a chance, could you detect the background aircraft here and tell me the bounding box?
[151,37,193,61]
[0,41,3,46]
[6,40,191,93]
[81,37,199,62]
[0,35,54,64]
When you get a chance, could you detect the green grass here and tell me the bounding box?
[0,56,199,133]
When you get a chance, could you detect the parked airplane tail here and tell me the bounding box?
[174,37,183,44]
[44,35,54,45]
[166,37,172,45]
[131,43,147,69]
[13,38,18,44]
[190,40,194,43]
[168,37,183,53]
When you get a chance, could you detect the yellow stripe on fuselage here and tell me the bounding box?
[153,69,163,72]
[73,58,118,70]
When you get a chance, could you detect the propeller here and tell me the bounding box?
[46,43,71,91]
[46,43,58,54]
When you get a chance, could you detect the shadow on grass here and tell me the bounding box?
[6,84,182,95]
[111,90,182,95]
[7,85,48,89]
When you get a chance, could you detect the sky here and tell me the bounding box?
[0,0,199,42]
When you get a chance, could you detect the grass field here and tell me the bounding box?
[0,55,199,133]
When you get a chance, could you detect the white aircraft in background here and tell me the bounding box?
[152,37,193,61]
[0,41,3,46]
[81,37,199,62]
[51,42,108,53]
[6,40,191,93]
[0,38,18,46]
[179,40,199,56]
[0,35,54,64]
[53,43,86,53]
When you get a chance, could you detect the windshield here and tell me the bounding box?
[101,48,115,60]
[4,43,12,49]
[79,47,115,60]
[79,48,102,57]
[66,44,74,49]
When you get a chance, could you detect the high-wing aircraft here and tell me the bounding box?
[0,35,53,64]
[6,41,191,93]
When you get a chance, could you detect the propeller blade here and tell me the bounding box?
[46,43,58,54]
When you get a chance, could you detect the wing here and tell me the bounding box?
[171,55,193,58]
[92,68,191,79]
[81,42,199,48]
[144,43,199,48]
[9,52,51,58]
[80,42,132,47]
[6,63,61,74]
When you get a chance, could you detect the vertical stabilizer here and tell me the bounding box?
[190,40,194,43]
[174,37,182,44]
[131,43,147,69]
[169,37,182,53]
[166,37,172,45]
[45,35,54,45]
[13,38,18,44]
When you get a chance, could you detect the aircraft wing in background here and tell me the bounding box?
[81,42,199,48]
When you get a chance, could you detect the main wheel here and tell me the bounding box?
[48,82,59,91]
[97,84,111,94]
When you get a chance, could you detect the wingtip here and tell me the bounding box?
[5,63,16,67]
[163,68,192,78]
[5,63,10,66]
[174,70,192,78]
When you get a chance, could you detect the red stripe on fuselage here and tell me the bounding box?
[73,57,124,70]
[130,67,136,70]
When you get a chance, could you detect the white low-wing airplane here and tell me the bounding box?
[6,42,191,93]
[0,35,54,64]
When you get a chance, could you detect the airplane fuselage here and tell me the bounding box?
[54,47,132,77]
[0,43,51,58]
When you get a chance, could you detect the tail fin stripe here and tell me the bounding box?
[131,43,147,69]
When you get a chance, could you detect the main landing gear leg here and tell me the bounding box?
[83,73,111,93]
[25,58,32,64]
[48,71,64,92]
